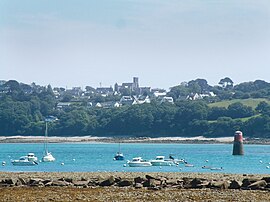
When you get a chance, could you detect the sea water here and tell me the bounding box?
[0,143,269,174]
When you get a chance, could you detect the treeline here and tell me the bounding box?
[1,79,270,138]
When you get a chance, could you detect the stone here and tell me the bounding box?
[134,177,146,184]
[242,178,260,188]
[143,179,156,187]
[73,180,90,187]
[51,180,70,187]
[209,180,229,189]
[229,180,242,189]
[118,180,133,187]
[262,177,270,183]
[18,177,27,185]
[99,176,115,186]
[134,183,143,189]
[145,175,156,180]
[248,180,267,190]
[29,178,44,185]
[4,178,17,185]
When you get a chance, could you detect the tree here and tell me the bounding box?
[218,77,234,89]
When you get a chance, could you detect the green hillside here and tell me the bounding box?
[208,98,270,109]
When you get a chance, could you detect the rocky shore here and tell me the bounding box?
[0,172,270,201]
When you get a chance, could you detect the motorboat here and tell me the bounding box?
[150,156,174,166]
[114,152,125,161]
[184,163,194,167]
[168,154,186,165]
[127,157,152,167]
[202,165,212,169]
[210,167,223,171]
[12,156,38,166]
[42,152,56,162]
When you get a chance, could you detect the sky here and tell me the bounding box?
[1,0,270,90]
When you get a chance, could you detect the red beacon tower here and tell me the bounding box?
[232,131,244,155]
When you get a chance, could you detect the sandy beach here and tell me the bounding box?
[0,172,270,201]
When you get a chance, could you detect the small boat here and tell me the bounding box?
[12,155,38,166]
[150,156,174,166]
[210,167,223,171]
[127,157,152,167]
[202,165,212,169]
[113,142,124,160]
[169,154,186,164]
[114,152,125,161]
[42,116,57,162]
[184,163,194,167]
[42,152,56,162]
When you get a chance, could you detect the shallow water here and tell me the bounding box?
[0,143,269,174]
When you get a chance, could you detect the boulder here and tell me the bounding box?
[209,180,229,189]
[248,180,267,190]
[18,177,27,185]
[29,178,44,186]
[143,179,157,187]
[229,180,242,189]
[145,175,156,180]
[99,176,115,186]
[51,180,70,187]
[118,179,133,187]
[134,183,143,189]
[261,177,270,183]
[242,178,260,188]
[134,177,146,184]
[73,180,89,187]
[4,178,17,185]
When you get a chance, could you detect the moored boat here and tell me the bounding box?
[114,152,125,161]
[11,155,38,166]
[150,156,174,166]
[127,157,152,167]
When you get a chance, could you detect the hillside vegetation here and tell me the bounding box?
[208,98,270,109]
[1,78,270,138]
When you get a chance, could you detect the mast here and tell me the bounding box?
[44,121,48,154]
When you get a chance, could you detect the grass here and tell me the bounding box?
[208,98,270,109]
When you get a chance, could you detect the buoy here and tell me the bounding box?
[123,164,127,167]
[2,161,6,166]
[61,162,64,165]
[232,131,244,155]
[179,168,182,171]
[113,158,116,161]
[73,159,76,161]
[259,160,263,163]
[266,166,270,169]
[159,166,162,169]
[205,160,209,162]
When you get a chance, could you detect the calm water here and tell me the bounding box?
[0,143,269,174]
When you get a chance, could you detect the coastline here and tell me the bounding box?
[0,135,270,144]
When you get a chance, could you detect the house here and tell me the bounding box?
[96,87,113,96]
[134,95,151,105]
[119,96,135,106]
[56,102,72,110]
[160,96,174,104]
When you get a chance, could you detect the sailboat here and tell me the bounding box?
[42,116,57,162]
[113,142,124,160]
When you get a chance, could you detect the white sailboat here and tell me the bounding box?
[42,116,57,162]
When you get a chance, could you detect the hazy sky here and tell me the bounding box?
[1,0,270,89]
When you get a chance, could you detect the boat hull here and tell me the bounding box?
[42,153,55,162]
[128,162,152,167]
[12,161,37,166]
[150,160,174,166]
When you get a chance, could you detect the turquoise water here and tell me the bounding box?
[0,143,270,174]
